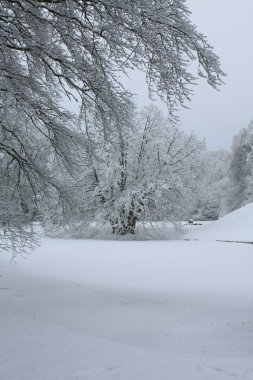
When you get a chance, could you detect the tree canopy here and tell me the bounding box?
[1,0,224,121]
[0,0,225,251]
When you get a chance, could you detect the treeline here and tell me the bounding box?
[189,121,253,221]
[1,102,252,254]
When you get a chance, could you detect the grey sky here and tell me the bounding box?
[125,0,253,151]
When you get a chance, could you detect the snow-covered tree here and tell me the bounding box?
[1,0,224,117]
[0,158,38,257]
[77,105,203,235]
[222,122,253,214]
[189,150,230,220]
[0,0,224,249]
[0,101,84,252]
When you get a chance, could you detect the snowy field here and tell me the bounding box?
[1,204,253,380]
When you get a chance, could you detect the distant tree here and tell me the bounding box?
[222,122,253,214]
[189,150,230,220]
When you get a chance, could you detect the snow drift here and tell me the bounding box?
[185,202,253,242]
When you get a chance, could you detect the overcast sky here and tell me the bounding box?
[125,0,253,151]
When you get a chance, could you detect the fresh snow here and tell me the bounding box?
[185,202,253,242]
[1,204,253,380]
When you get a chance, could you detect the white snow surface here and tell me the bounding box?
[1,205,253,380]
[185,202,253,242]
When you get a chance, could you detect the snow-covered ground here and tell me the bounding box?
[1,205,253,380]
[185,202,253,242]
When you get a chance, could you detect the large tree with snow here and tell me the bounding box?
[0,0,224,249]
[73,105,203,235]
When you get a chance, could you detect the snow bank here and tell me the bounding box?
[185,203,253,242]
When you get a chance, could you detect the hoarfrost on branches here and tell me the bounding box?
[0,0,224,250]
[71,104,204,236]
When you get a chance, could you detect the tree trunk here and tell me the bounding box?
[110,209,137,235]
[126,210,137,234]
